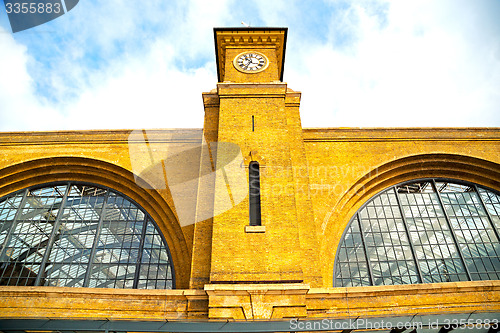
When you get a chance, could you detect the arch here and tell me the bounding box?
[0,157,191,288]
[333,178,500,287]
[0,182,174,289]
[320,153,500,287]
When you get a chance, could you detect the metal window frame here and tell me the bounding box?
[356,213,375,286]
[474,184,500,243]
[430,179,472,281]
[333,177,500,287]
[393,187,424,283]
[0,181,176,290]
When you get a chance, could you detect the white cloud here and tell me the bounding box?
[0,27,64,130]
[0,0,499,131]
[0,35,217,131]
[179,0,235,59]
[288,0,500,127]
[62,40,213,130]
[0,0,234,131]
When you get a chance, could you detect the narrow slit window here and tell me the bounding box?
[252,115,255,132]
[249,161,261,226]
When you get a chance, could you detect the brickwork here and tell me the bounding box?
[1,281,498,320]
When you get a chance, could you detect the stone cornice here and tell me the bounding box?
[1,128,498,146]
[0,129,203,146]
[303,127,500,142]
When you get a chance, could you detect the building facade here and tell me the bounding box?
[0,28,499,332]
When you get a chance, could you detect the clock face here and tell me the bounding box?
[234,52,269,73]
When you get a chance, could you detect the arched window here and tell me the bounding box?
[0,182,174,289]
[334,179,500,287]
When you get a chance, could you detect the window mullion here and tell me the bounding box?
[357,213,375,286]
[393,187,424,283]
[83,191,110,287]
[133,217,149,289]
[0,183,174,289]
[430,179,472,281]
[473,184,500,242]
[0,188,29,261]
[34,184,72,286]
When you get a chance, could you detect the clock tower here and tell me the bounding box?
[214,27,286,83]
[190,28,321,303]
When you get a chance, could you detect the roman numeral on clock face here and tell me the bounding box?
[235,53,267,72]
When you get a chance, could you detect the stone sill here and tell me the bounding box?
[245,225,266,233]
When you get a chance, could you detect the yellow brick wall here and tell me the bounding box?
[224,47,280,83]
[210,83,306,283]
[189,92,219,289]
[1,280,498,320]
[1,127,497,291]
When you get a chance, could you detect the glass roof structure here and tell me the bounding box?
[0,183,174,289]
[334,179,500,287]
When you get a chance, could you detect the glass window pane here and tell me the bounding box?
[334,179,500,287]
[0,183,174,289]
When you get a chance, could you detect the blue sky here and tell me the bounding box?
[0,0,499,131]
